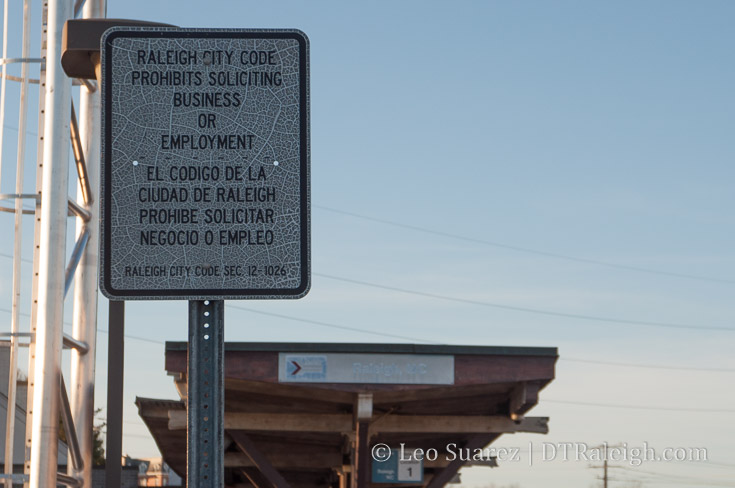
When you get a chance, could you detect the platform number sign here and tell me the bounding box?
[372,448,424,484]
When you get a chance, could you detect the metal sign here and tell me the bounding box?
[100,28,310,299]
[278,353,455,384]
[372,449,423,484]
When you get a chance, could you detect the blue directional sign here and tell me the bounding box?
[283,355,327,381]
[278,353,454,384]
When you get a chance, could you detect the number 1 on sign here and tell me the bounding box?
[398,455,422,482]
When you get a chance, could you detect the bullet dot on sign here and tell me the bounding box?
[133,160,139,166]
[273,161,279,166]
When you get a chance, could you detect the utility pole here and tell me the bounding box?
[589,443,621,488]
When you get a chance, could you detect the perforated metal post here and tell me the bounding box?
[28,0,74,485]
[188,300,225,488]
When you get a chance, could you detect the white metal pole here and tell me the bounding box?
[28,0,73,486]
[4,0,32,485]
[23,1,49,484]
[0,0,9,189]
[69,0,105,485]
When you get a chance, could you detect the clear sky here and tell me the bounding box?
[1,1,734,487]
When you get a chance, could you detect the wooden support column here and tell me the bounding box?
[352,393,372,488]
[336,469,347,488]
[353,423,370,488]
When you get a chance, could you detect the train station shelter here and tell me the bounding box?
[137,343,557,488]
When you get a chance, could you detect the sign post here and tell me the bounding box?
[100,28,310,487]
[187,300,224,487]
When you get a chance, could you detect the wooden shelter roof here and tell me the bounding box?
[137,342,557,488]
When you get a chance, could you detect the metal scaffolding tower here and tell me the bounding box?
[1,0,106,486]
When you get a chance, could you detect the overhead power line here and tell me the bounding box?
[1,256,732,367]
[225,304,438,343]
[611,465,735,486]
[703,461,735,469]
[544,399,735,413]
[225,306,734,373]
[563,357,735,372]
[315,273,735,332]
[605,476,735,488]
[2,123,37,136]
[0,306,164,345]
[97,327,163,345]
[2,300,728,373]
[316,205,735,285]
[0,251,31,263]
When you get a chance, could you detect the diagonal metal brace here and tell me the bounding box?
[56,472,82,487]
[62,333,89,355]
[67,198,91,221]
[64,227,90,297]
[79,78,96,92]
[59,377,84,473]
[70,101,93,205]
[73,0,86,19]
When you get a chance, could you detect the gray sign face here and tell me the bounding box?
[100,28,309,300]
[278,353,455,385]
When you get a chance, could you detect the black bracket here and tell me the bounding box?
[61,18,176,80]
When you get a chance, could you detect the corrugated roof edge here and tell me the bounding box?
[165,342,558,357]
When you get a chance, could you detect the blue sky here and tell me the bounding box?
[1,1,734,486]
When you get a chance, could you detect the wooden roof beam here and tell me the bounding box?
[510,382,541,420]
[168,411,548,434]
[230,431,293,488]
[223,450,342,469]
[370,414,548,435]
